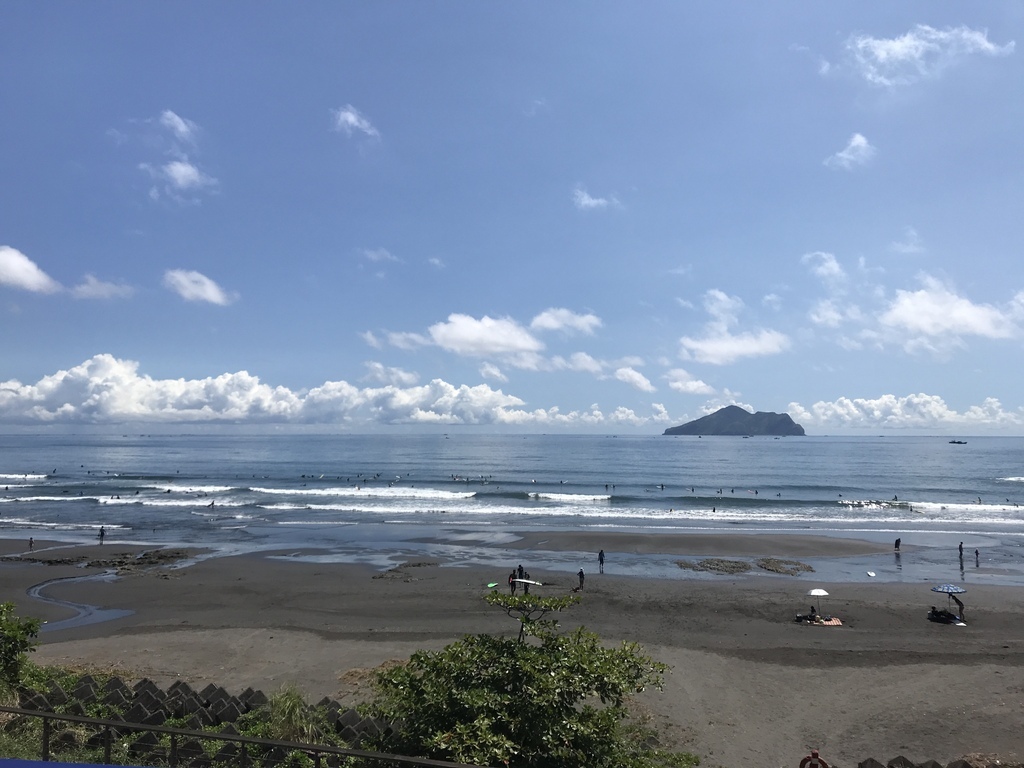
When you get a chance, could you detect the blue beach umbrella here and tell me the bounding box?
[931,583,966,612]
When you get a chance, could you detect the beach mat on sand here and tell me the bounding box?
[816,617,843,626]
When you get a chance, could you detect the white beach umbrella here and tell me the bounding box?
[806,588,829,614]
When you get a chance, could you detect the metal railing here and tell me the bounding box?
[0,706,486,768]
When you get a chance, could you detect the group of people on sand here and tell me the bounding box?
[509,564,532,595]
[508,550,606,596]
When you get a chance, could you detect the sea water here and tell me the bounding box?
[2,432,1024,584]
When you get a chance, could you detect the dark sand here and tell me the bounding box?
[2,535,1022,767]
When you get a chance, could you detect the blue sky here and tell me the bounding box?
[3,3,1024,433]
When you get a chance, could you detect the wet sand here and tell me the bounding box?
[2,535,1022,767]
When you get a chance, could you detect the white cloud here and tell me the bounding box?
[361,331,382,349]
[824,133,875,170]
[363,362,418,387]
[129,110,217,203]
[162,160,216,191]
[0,354,671,428]
[159,110,198,143]
[572,186,619,210]
[846,25,1014,87]
[0,246,62,294]
[890,226,926,254]
[530,308,602,335]
[551,352,604,375]
[428,313,544,358]
[387,331,430,350]
[879,275,1019,345]
[162,269,236,306]
[664,368,714,395]
[71,275,134,300]
[479,363,507,382]
[802,251,848,288]
[363,248,399,263]
[789,393,1023,431]
[762,293,782,311]
[332,104,380,138]
[614,367,656,393]
[678,289,791,365]
[428,257,445,269]
[808,299,845,328]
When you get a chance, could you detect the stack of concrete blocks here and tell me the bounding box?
[15,674,396,766]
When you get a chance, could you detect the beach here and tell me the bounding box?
[3,534,1023,768]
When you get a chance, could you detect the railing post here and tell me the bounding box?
[239,741,248,768]
[170,731,178,768]
[103,725,112,764]
[41,717,50,761]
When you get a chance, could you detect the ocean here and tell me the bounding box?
[3,432,1024,585]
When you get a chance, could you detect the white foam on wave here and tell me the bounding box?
[153,484,237,494]
[250,485,476,500]
[529,492,612,502]
[1,495,102,503]
[999,477,1024,483]
[0,473,47,480]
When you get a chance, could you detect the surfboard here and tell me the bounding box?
[513,579,543,586]
[487,582,499,588]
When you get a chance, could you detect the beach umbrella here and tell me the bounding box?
[806,588,829,613]
[931,583,966,612]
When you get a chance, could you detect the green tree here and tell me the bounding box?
[368,595,695,768]
[485,592,579,642]
[0,602,40,691]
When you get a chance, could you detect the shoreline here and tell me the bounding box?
[3,535,1024,766]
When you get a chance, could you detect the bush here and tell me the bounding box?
[0,603,40,692]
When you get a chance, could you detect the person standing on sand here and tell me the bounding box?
[598,549,605,573]
[509,570,517,595]
[894,537,901,551]
[28,537,33,551]
[577,568,585,591]
[99,526,105,544]
[959,541,964,558]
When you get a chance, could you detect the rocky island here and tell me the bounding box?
[663,405,805,436]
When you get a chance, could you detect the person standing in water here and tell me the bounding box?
[598,549,605,573]
[98,526,105,544]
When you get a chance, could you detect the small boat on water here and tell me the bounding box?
[949,440,967,445]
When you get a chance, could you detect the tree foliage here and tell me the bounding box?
[367,604,694,768]
[0,602,40,691]
[484,591,579,642]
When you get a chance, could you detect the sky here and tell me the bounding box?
[2,3,1024,434]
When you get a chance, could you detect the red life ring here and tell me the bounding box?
[800,752,829,768]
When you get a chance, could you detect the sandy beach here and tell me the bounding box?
[2,534,1022,768]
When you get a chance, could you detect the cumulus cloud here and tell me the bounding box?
[530,308,602,335]
[846,25,1014,87]
[824,133,875,170]
[0,354,671,428]
[789,393,1024,431]
[573,186,619,210]
[0,246,62,294]
[428,314,544,360]
[802,251,848,288]
[428,257,445,269]
[332,104,380,138]
[879,275,1021,348]
[614,367,656,393]
[162,269,236,305]
[72,275,134,300]
[664,368,714,395]
[678,289,791,365]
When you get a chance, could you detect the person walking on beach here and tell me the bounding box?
[28,537,33,551]
[523,571,530,595]
[577,568,585,591]
[894,537,901,551]
[517,563,524,580]
[98,526,105,544]
[509,570,517,595]
[598,549,605,573]
[959,541,964,558]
